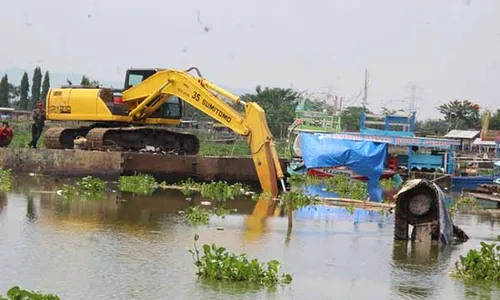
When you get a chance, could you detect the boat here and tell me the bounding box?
[462,178,500,209]
[452,161,500,192]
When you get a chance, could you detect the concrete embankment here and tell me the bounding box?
[0,148,288,185]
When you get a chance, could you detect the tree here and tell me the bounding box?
[8,83,20,106]
[0,75,9,107]
[438,100,480,130]
[415,119,449,136]
[19,72,30,110]
[489,109,500,130]
[80,75,90,86]
[41,70,50,101]
[381,106,404,116]
[30,66,42,108]
[80,75,99,86]
[340,106,371,131]
[241,86,299,138]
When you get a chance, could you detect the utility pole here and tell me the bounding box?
[362,69,369,108]
[404,82,423,113]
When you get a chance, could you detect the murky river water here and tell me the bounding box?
[0,175,499,299]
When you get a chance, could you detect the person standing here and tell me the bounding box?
[28,100,46,148]
[0,121,13,147]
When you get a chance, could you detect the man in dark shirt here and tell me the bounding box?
[28,100,46,148]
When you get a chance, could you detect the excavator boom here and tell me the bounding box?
[122,68,285,197]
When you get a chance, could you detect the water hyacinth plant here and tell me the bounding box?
[189,234,292,287]
[184,206,211,225]
[180,180,253,224]
[59,176,107,200]
[119,173,158,195]
[452,236,500,281]
[0,286,60,300]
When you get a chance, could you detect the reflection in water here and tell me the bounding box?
[0,175,499,299]
[390,240,454,300]
[0,193,6,216]
[26,195,37,221]
[461,280,500,300]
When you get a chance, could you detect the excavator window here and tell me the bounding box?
[128,74,144,87]
[124,69,159,90]
[150,96,182,119]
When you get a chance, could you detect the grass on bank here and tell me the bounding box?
[7,125,288,158]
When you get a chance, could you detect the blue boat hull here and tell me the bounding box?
[452,175,498,192]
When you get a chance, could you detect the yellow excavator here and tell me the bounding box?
[44,67,286,197]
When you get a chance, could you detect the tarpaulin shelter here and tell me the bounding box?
[300,132,387,202]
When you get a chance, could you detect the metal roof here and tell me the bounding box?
[444,130,480,139]
[295,130,460,148]
[472,138,497,146]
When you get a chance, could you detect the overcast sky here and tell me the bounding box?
[1,0,499,119]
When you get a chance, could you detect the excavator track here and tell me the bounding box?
[44,126,200,155]
[44,127,91,149]
[85,127,200,154]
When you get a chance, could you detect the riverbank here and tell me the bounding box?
[0,148,288,186]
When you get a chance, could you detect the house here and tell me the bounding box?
[444,130,480,151]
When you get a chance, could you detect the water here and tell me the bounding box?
[0,175,499,299]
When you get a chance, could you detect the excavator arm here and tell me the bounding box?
[121,67,286,197]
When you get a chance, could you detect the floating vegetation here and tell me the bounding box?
[0,286,60,300]
[179,178,201,198]
[279,191,321,230]
[189,234,292,287]
[184,206,211,225]
[178,180,253,224]
[380,178,396,191]
[0,169,12,191]
[119,173,157,195]
[287,173,320,188]
[452,236,500,281]
[449,194,479,219]
[345,203,356,215]
[278,191,321,212]
[58,176,107,200]
[251,191,274,202]
[199,181,250,203]
[324,175,368,200]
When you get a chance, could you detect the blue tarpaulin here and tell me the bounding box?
[300,132,388,202]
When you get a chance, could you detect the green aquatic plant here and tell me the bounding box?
[380,178,395,191]
[0,169,12,191]
[178,180,253,224]
[452,236,500,281]
[251,191,274,202]
[199,181,247,203]
[119,173,158,195]
[278,191,321,212]
[189,234,292,287]
[75,176,107,199]
[279,191,321,230]
[0,286,60,300]
[288,173,320,189]
[179,178,201,197]
[345,203,356,215]
[184,206,211,225]
[448,194,480,219]
[323,175,368,200]
[59,184,78,200]
[58,176,107,200]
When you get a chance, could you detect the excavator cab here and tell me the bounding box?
[115,68,182,120]
[124,68,163,90]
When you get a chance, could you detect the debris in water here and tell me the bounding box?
[201,201,211,206]
[216,227,224,231]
